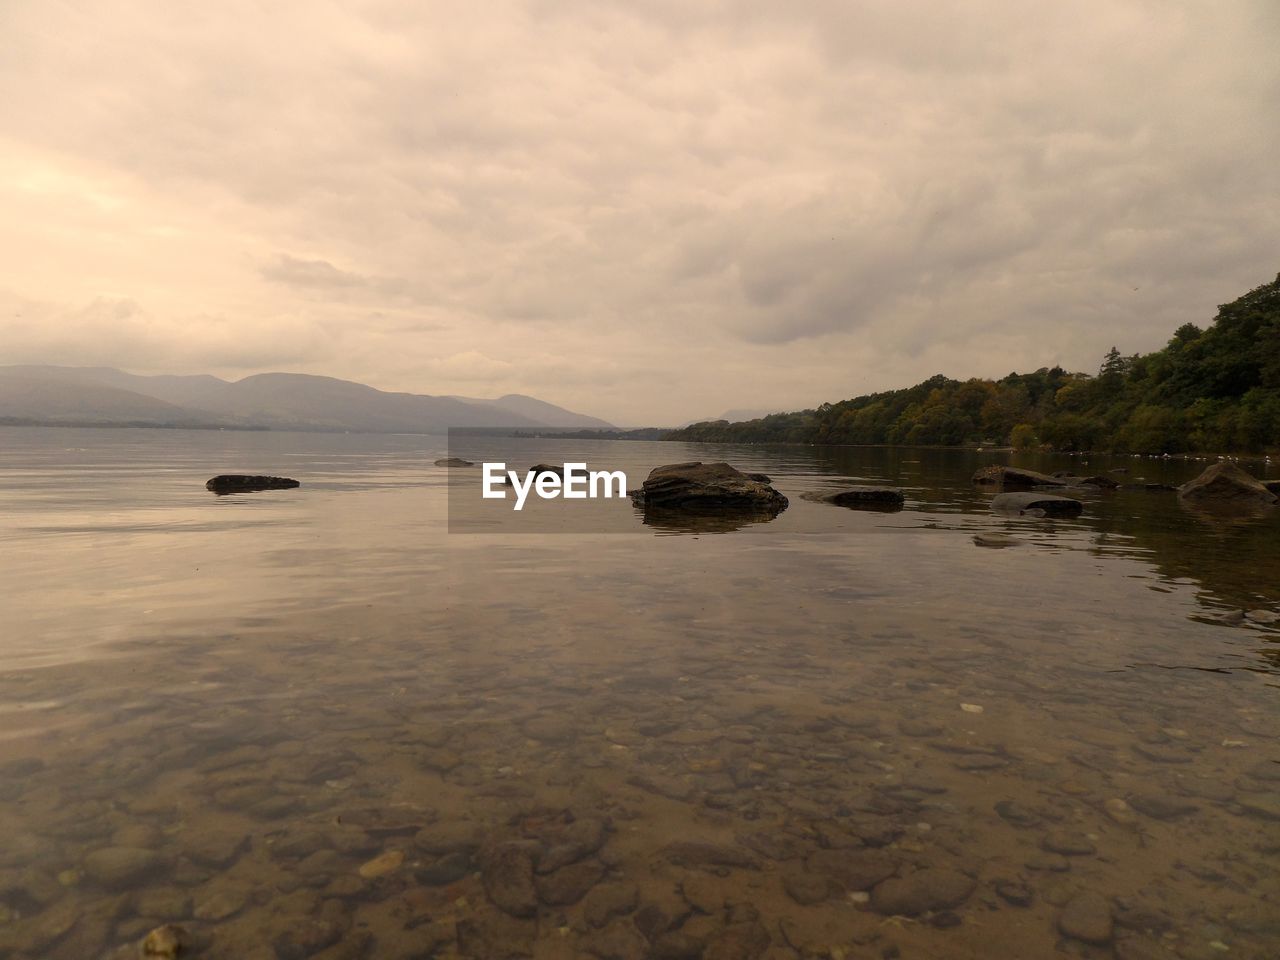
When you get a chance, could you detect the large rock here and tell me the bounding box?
[434,457,474,467]
[803,486,904,511]
[870,868,975,916]
[205,475,300,494]
[972,465,1065,487]
[1058,891,1114,944]
[1177,462,1277,511]
[631,462,788,514]
[990,492,1083,516]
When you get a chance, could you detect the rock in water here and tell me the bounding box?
[1177,462,1277,512]
[631,462,788,514]
[972,466,1066,487]
[140,924,192,958]
[990,492,1084,516]
[1058,891,1114,944]
[434,457,474,467]
[205,475,300,494]
[870,868,975,915]
[481,843,538,917]
[804,486,905,510]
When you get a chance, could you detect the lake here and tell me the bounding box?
[0,426,1277,960]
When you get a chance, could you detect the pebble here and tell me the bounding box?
[995,880,1033,907]
[870,868,975,916]
[481,843,538,917]
[82,847,162,888]
[1103,798,1137,826]
[140,923,192,958]
[960,703,984,714]
[1127,793,1198,820]
[582,882,639,928]
[782,872,830,906]
[357,849,404,878]
[1058,891,1114,944]
[194,887,246,921]
[535,858,605,905]
[1041,831,1097,856]
[994,800,1042,827]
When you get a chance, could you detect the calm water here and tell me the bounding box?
[0,426,1277,960]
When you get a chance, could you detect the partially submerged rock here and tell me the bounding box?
[990,492,1083,517]
[803,486,904,511]
[434,457,474,467]
[972,465,1065,488]
[631,462,788,515]
[1178,462,1277,512]
[205,475,300,494]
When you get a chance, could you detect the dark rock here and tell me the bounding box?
[273,918,346,960]
[582,882,639,928]
[871,868,975,916]
[630,462,788,515]
[1126,794,1198,820]
[783,871,831,905]
[662,840,759,869]
[652,931,706,960]
[415,851,473,886]
[990,492,1083,516]
[481,843,538,917]
[1178,462,1277,512]
[1057,890,1114,944]
[1041,830,1097,856]
[205,475,299,494]
[804,849,898,891]
[994,800,1042,827]
[972,465,1066,488]
[704,920,771,960]
[995,880,1033,907]
[1077,475,1121,488]
[535,858,605,905]
[1265,479,1280,495]
[583,920,650,960]
[434,457,474,467]
[804,487,904,511]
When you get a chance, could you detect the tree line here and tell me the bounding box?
[668,273,1280,454]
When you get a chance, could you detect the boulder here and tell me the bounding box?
[503,463,564,485]
[990,492,1083,517]
[1177,463,1277,511]
[972,465,1065,487]
[205,475,299,494]
[804,486,904,511]
[1265,480,1280,495]
[631,462,788,514]
[434,457,474,467]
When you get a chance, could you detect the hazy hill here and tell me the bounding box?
[0,372,223,426]
[449,393,613,429]
[0,366,614,433]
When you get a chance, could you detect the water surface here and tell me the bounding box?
[0,427,1277,959]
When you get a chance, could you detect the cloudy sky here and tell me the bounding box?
[1,1,1277,424]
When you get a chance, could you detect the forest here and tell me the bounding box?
[668,273,1280,454]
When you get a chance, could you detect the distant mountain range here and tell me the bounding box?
[0,365,613,433]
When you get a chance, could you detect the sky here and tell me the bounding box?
[1,1,1278,426]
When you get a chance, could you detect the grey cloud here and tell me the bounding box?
[0,1,1276,424]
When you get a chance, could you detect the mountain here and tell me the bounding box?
[668,272,1280,455]
[0,372,222,426]
[449,393,613,429]
[0,366,615,433]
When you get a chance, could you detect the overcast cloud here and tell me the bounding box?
[1,1,1277,424]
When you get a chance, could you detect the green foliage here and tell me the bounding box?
[669,273,1280,454]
